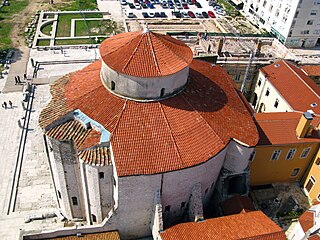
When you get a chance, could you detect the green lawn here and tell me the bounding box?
[37,39,51,46]
[56,13,102,37]
[41,23,53,36]
[217,0,237,15]
[59,0,98,11]
[75,19,117,36]
[55,38,92,45]
[0,0,28,50]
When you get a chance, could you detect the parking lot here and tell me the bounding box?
[121,0,225,19]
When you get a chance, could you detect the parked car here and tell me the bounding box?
[195,12,203,18]
[149,12,156,17]
[127,12,136,18]
[154,0,161,4]
[215,8,226,15]
[202,11,208,18]
[141,3,148,8]
[208,10,215,18]
[176,2,183,9]
[187,0,193,4]
[181,11,189,18]
[172,11,182,17]
[129,3,135,8]
[147,3,155,8]
[154,12,161,17]
[161,2,168,8]
[168,3,175,8]
[120,0,127,5]
[142,12,149,17]
[160,11,167,17]
[182,3,189,8]
[195,2,202,8]
[188,10,195,18]
[134,3,142,9]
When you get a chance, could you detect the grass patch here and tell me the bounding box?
[75,19,117,36]
[55,38,93,45]
[217,0,237,15]
[56,13,102,37]
[37,39,51,46]
[58,0,98,11]
[41,24,53,36]
[0,0,28,50]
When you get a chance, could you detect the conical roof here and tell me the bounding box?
[99,31,193,78]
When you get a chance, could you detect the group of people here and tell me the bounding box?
[2,100,13,109]
[14,73,27,85]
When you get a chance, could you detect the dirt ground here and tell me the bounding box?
[10,0,69,48]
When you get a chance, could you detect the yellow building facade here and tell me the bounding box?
[250,112,320,187]
[302,148,320,203]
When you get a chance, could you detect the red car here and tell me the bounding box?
[208,11,215,18]
[182,3,189,9]
[188,10,195,18]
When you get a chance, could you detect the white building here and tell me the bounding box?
[38,30,259,239]
[242,0,320,48]
[252,60,320,114]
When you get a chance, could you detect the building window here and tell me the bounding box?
[72,197,78,206]
[294,11,299,18]
[300,147,311,158]
[111,81,115,91]
[249,151,256,161]
[57,190,61,199]
[305,176,316,192]
[302,30,310,34]
[92,214,97,222]
[113,177,116,186]
[160,88,165,97]
[291,168,300,177]
[317,193,320,201]
[307,20,314,25]
[99,172,104,179]
[165,205,171,212]
[181,202,186,208]
[286,149,296,160]
[316,158,320,165]
[274,99,279,108]
[265,88,270,96]
[271,150,281,160]
[257,78,262,86]
[311,10,317,15]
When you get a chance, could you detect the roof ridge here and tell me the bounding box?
[154,33,190,65]
[158,102,184,168]
[109,99,128,137]
[180,93,225,145]
[147,33,162,76]
[121,35,144,73]
[283,61,320,99]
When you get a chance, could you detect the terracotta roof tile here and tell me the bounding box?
[40,59,258,176]
[46,120,99,149]
[221,195,255,216]
[302,65,320,77]
[254,112,320,145]
[78,147,111,166]
[299,211,315,232]
[309,234,320,240]
[99,31,193,78]
[260,60,320,114]
[160,211,286,240]
[46,231,120,240]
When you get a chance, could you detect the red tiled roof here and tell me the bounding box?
[302,65,320,77]
[40,59,258,176]
[221,195,255,216]
[99,31,193,78]
[309,234,320,240]
[78,147,111,166]
[299,211,315,232]
[254,112,320,145]
[160,211,286,240]
[260,60,320,114]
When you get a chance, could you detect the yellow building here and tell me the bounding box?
[302,148,320,203]
[250,112,320,186]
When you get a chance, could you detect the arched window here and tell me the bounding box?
[111,81,115,90]
[160,88,165,97]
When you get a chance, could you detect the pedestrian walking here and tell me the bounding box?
[2,101,7,109]
[8,100,12,108]
[17,75,21,83]
[24,73,27,80]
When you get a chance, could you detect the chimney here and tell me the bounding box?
[296,112,313,138]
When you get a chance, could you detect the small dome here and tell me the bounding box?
[99,31,193,78]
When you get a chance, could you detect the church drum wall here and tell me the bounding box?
[101,62,189,100]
